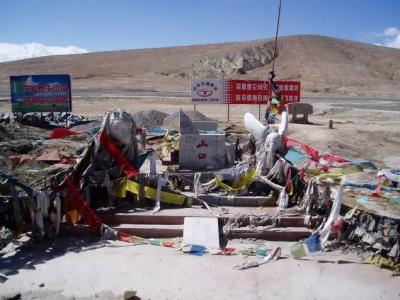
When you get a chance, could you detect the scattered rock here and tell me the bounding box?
[4,293,21,300]
[39,283,45,287]
[123,290,137,300]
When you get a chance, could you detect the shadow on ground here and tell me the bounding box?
[0,226,99,278]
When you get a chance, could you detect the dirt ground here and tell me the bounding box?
[1,234,399,300]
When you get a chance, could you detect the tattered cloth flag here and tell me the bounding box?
[99,131,138,178]
[9,154,34,169]
[37,149,63,163]
[48,128,81,139]
[66,179,102,230]
[290,242,306,259]
[215,163,255,191]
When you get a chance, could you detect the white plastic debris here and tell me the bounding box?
[244,112,269,141]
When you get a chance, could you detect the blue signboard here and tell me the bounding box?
[10,74,72,113]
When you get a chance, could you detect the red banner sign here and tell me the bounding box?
[227,79,301,105]
[191,78,301,105]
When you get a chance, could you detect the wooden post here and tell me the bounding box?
[329,120,333,129]
[193,104,196,111]
[258,104,261,120]
[227,104,230,122]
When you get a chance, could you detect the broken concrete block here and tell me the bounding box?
[287,103,313,123]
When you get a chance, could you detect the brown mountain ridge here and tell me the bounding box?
[1,35,399,96]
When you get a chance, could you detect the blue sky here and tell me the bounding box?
[0,0,399,59]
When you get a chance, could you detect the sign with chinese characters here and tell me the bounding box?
[179,134,226,170]
[191,78,300,105]
[190,79,224,104]
[10,75,72,113]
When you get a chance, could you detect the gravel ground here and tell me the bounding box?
[131,110,169,129]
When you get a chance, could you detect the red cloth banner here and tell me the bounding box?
[99,131,138,178]
[66,179,103,230]
[283,136,348,163]
[48,128,81,139]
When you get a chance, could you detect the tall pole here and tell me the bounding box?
[271,0,282,73]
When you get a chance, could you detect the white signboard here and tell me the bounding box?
[190,78,225,104]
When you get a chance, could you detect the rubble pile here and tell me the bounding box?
[16,112,92,129]
[0,112,13,124]
[131,110,168,129]
[162,110,214,129]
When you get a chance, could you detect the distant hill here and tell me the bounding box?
[1,35,400,96]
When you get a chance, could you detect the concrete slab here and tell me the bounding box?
[343,192,400,221]
[183,217,220,248]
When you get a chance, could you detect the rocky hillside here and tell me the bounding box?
[1,35,400,96]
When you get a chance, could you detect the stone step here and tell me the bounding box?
[112,224,311,241]
[113,224,183,238]
[102,213,307,227]
[227,227,312,241]
[102,214,210,226]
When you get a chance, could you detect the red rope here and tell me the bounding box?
[271,0,282,72]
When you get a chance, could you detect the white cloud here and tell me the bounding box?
[0,42,88,63]
[383,27,400,37]
[377,27,400,49]
[386,35,400,48]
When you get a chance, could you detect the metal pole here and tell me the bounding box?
[193,104,196,111]
[258,104,261,120]
[227,104,230,121]
[272,0,282,73]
